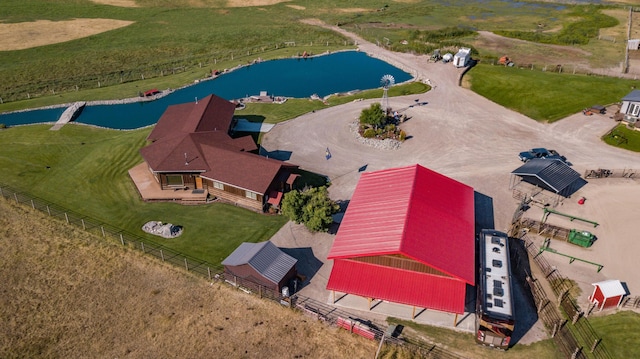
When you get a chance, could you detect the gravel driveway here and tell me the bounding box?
[264,21,640,344]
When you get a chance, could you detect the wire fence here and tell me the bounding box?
[1,39,357,104]
[1,183,465,358]
[583,168,639,179]
[511,230,613,359]
[621,296,640,309]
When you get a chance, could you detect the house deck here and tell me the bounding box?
[128,162,209,203]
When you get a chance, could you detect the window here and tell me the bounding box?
[166,175,183,187]
[213,181,224,190]
[632,103,640,116]
[245,191,257,200]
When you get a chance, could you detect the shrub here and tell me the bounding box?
[363,128,376,138]
[359,102,386,128]
[399,130,407,141]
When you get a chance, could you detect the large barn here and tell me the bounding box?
[326,164,475,315]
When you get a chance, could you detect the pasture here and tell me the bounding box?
[466,64,640,122]
[0,0,634,111]
[0,199,378,358]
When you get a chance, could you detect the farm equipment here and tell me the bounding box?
[567,229,596,248]
[539,239,603,272]
[542,208,599,228]
[513,217,596,248]
[431,49,442,62]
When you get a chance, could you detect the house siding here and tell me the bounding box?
[204,178,264,212]
[603,295,622,309]
[224,264,278,291]
[159,173,198,189]
[224,264,296,293]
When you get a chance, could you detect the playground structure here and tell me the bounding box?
[539,239,604,272]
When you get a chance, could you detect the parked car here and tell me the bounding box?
[518,148,567,163]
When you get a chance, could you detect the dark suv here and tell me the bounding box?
[518,148,567,163]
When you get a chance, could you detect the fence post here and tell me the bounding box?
[101,226,105,237]
[47,205,51,216]
[65,213,69,224]
[141,242,145,253]
[591,338,601,353]
[14,193,18,203]
[571,347,581,359]
[208,267,211,280]
[31,199,35,209]
[185,258,189,271]
[81,219,86,230]
[120,233,124,245]
[160,249,164,261]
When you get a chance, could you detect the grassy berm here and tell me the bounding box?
[0,199,377,358]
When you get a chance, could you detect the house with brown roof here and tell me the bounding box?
[131,94,298,212]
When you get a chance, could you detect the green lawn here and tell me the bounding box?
[0,124,287,265]
[602,123,640,152]
[0,82,428,265]
[589,311,640,359]
[389,317,563,359]
[467,64,640,122]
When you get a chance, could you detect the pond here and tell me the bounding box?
[0,51,412,129]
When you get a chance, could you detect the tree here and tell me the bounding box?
[281,186,339,233]
[359,102,386,128]
[281,189,306,223]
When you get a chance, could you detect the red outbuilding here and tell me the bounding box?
[588,279,626,311]
[326,164,475,315]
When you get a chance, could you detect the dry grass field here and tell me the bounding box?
[0,19,134,51]
[0,199,377,358]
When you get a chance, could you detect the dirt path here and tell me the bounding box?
[263,20,640,342]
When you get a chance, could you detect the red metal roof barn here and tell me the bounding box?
[326,164,475,314]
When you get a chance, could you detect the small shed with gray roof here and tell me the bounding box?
[510,158,587,200]
[222,241,297,292]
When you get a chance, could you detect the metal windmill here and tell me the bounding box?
[380,74,395,110]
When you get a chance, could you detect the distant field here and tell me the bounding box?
[0,0,630,112]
